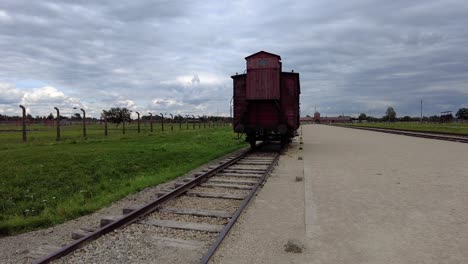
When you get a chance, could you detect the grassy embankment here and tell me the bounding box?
[0,123,246,236]
[341,122,468,135]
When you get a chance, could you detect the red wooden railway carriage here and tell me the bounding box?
[232,51,300,147]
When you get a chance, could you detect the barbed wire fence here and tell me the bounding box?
[0,106,232,143]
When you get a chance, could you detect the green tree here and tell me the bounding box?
[401,116,411,122]
[385,107,396,122]
[429,115,440,122]
[456,108,468,120]
[358,113,367,122]
[71,113,82,120]
[102,107,132,126]
[441,113,453,123]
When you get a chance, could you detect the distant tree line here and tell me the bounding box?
[356,107,468,123]
[100,107,231,126]
[0,113,99,122]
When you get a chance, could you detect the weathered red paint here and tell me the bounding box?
[280,72,300,129]
[232,74,247,130]
[232,51,300,145]
[246,51,281,100]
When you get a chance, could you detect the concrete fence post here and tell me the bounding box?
[103,110,108,136]
[149,112,153,133]
[160,113,164,132]
[136,112,140,134]
[170,114,173,132]
[54,107,61,141]
[19,105,27,142]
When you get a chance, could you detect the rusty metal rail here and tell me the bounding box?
[336,125,468,143]
[33,146,262,264]
[199,151,280,264]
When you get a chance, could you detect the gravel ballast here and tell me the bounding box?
[148,212,228,225]
[164,196,241,212]
[53,223,214,264]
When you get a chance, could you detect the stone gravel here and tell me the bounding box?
[53,223,214,264]
[209,176,260,182]
[133,224,218,242]
[164,196,241,212]
[192,186,249,196]
[148,212,228,225]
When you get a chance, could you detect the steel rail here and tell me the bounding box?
[33,146,255,264]
[199,151,280,264]
[336,125,468,143]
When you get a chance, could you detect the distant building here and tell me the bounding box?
[320,116,352,123]
[313,112,320,122]
[300,116,315,124]
[300,112,352,124]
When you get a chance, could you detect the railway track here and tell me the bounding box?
[336,125,468,143]
[33,145,280,264]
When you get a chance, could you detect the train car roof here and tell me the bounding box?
[231,73,246,79]
[245,51,281,60]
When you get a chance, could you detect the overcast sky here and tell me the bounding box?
[1,0,467,118]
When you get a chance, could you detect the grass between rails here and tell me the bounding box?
[0,125,246,236]
[339,122,468,135]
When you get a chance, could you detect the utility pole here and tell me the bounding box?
[420,100,423,123]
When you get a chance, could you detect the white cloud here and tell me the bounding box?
[0,82,86,116]
[0,0,467,118]
[0,10,12,23]
[151,98,183,107]
[0,82,24,104]
[114,98,136,110]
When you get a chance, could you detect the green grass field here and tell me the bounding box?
[342,122,468,135]
[0,123,246,236]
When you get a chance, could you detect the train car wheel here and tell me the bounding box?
[249,138,256,148]
[281,135,289,148]
[246,132,256,149]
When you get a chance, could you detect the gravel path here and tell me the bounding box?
[211,124,468,264]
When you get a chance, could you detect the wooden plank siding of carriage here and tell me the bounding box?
[280,72,300,130]
[232,74,247,129]
[245,51,282,100]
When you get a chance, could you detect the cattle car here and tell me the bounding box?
[232,51,300,148]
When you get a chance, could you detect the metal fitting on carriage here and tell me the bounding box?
[278,124,288,135]
[234,124,245,133]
